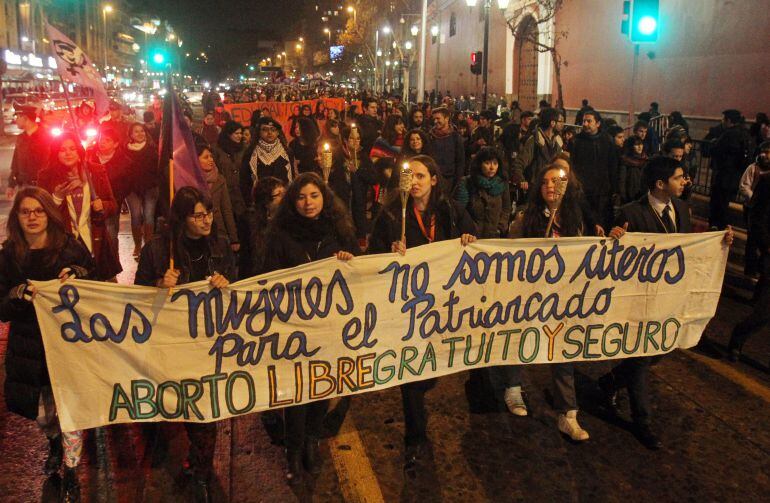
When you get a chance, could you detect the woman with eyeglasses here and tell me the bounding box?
[134,186,235,502]
[1,187,94,502]
[241,117,294,207]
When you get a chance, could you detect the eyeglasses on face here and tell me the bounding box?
[19,208,46,218]
[188,210,214,223]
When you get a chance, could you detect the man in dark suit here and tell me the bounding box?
[728,171,770,360]
[598,156,732,450]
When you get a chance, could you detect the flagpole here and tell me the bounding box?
[169,158,175,272]
[58,76,80,134]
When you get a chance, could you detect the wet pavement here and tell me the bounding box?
[1,135,770,501]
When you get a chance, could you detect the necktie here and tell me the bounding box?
[662,204,676,233]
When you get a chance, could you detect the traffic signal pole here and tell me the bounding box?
[628,43,640,127]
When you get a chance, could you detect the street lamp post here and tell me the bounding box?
[323,27,331,46]
[417,0,429,104]
[431,25,441,103]
[374,30,380,93]
[466,0,509,111]
[102,4,114,71]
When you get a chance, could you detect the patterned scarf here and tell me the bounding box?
[250,139,290,173]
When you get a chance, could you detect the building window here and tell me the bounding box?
[450,13,456,37]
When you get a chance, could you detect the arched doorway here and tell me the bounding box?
[513,15,539,112]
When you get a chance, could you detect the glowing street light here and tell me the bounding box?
[101,4,114,69]
[431,25,439,37]
[411,25,419,37]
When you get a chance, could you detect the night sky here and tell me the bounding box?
[134,0,305,76]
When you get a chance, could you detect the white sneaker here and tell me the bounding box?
[503,386,528,416]
[558,410,589,441]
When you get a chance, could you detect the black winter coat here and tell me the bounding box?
[1,236,94,419]
[135,234,237,286]
[369,198,477,254]
[570,131,619,198]
[710,125,751,190]
[262,215,359,273]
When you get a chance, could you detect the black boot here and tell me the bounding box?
[634,423,663,450]
[61,466,80,503]
[597,373,621,416]
[286,449,303,486]
[303,437,321,475]
[45,435,63,475]
[192,477,211,503]
[727,332,743,362]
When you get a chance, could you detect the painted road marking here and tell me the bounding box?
[329,409,385,503]
[683,349,770,403]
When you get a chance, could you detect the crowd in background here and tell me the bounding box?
[1,86,766,501]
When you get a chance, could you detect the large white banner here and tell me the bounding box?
[32,233,728,432]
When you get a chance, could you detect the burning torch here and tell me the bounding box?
[399,162,413,243]
[321,142,333,183]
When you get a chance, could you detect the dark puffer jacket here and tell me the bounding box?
[135,234,236,286]
[262,213,359,273]
[0,235,94,419]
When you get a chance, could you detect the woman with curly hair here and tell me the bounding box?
[400,128,432,160]
[262,172,359,485]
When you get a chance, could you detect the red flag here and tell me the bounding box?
[45,23,110,117]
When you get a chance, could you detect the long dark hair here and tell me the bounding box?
[44,132,86,187]
[270,172,356,245]
[4,187,68,266]
[297,116,320,145]
[521,164,586,238]
[251,176,285,251]
[168,186,216,263]
[401,128,432,158]
[217,120,243,155]
[382,115,405,145]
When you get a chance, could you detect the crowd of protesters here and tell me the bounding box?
[4,87,768,502]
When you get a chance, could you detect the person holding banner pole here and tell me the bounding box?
[506,164,626,441]
[262,172,359,485]
[0,187,95,502]
[38,132,122,281]
[599,156,733,450]
[134,186,235,501]
[369,155,477,470]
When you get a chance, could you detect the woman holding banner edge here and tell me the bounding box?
[1,187,95,502]
[134,186,236,502]
[369,155,478,471]
[504,163,626,442]
[262,172,359,486]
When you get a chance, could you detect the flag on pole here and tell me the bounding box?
[45,23,110,117]
[158,88,209,197]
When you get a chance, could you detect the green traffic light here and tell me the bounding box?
[638,16,657,35]
[153,52,165,64]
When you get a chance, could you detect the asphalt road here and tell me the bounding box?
[0,137,769,502]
